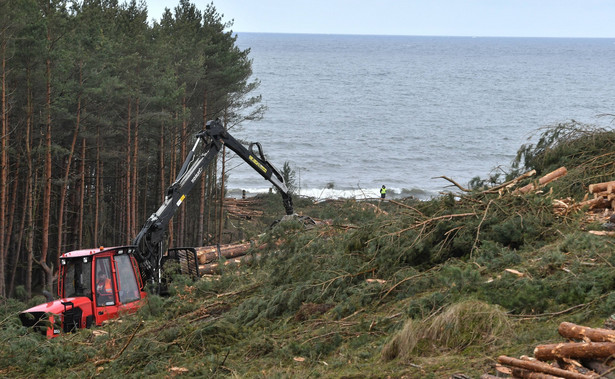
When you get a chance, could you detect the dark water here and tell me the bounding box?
[227,33,615,199]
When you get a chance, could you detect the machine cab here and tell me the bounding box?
[59,246,147,325]
[20,246,147,338]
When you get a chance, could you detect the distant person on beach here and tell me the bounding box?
[380,185,386,199]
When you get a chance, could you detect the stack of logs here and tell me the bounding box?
[499,166,614,218]
[585,181,615,212]
[195,241,261,275]
[553,179,615,217]
[224,197,264,219]
[481,322,615,378]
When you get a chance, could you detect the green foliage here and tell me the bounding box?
[7,122,615,377]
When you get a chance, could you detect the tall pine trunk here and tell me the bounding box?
[132,97,139,239]
[198,90,207,245]
[125,99,132,244]
[40,21,54,291]
[94,126,101,247]
[0,33,7,296]
[77,139,85,246]
[179,96,187,246]
[56,61,82,262]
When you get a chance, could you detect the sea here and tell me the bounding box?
[225,33,615,200]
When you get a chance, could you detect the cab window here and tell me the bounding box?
[114,254,140,303]
[62,258,92,298]
[95,258,115,306]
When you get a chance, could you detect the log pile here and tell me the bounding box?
[482,322,615,378]
[224,198,264,219]
[553,179,615,219]
[195,242,261,275]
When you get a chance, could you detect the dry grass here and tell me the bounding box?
[382,299,512,361]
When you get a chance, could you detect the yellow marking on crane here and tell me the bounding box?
[249,155,267,173]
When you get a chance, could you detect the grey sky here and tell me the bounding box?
[145,0,614,38]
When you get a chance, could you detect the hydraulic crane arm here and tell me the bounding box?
[133,118,294,284]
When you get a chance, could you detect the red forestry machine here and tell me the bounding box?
[19,119,295,338]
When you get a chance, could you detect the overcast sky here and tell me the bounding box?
[145,0,614,38]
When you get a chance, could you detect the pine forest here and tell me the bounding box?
[0,0,262,299]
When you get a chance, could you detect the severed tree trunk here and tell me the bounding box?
[559,322,615,343]
[588,181,615,194]
[534,342,615,361]
[516,166,568,194]
[196,242,254,264]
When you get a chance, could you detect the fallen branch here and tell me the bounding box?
[94,321,143,366]
[433,175,471,192]
[387,199,426,217]
[482,169,537,194]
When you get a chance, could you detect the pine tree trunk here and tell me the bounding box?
[77,139,85,246]
[94,126,100,247]
[179,96,187,246]
[5,156,20,296]
[198,91,207,245]
[0,38,7,297]
[125,99,132,244]
[132,97,139,239]
[24,67,34,300]
[168,129,176,247]
[40,23,54,291]
[9,160,28,297]
[56,62,82,263]
[218,145,226,244]
[159,122,165,203]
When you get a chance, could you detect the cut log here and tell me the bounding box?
[516,167,567,194]
[199,254,259,275]
[588,230,615,236]
[195,242,254,264]
[534,342,615,361]
[588,181,615,194]
[558,322,615,343]
[497,355,597,379]
[577,197,611,210]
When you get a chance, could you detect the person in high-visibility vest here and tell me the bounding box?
[380,185,387,199]
[96,273,113,300]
